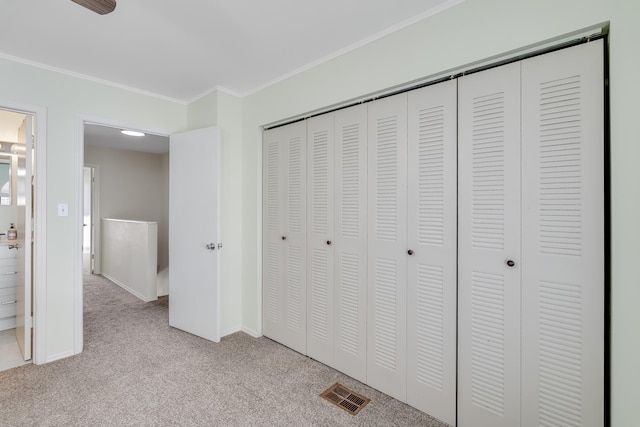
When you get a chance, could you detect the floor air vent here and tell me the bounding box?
[320,383,371,415]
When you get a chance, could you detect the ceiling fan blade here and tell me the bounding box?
[71,0,117,15]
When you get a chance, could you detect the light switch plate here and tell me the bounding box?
[58,203,68,217]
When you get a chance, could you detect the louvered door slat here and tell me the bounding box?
[458,62,521,427]
[307,113,335,366]
[367,93,408,402]
[406,80,457,425]
[521,40,604,427]
[334,104,368,383]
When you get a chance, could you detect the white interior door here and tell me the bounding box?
[306,113,335,366]
[281,123,308,354]
[169,126,220,342]
[520,40,604,427]
[458,62,522,427]
[333,104,368,383]
[262,126,286,345]
[16,115,32,360]
[367,93,408,402]
[262,122,309,355]
[406,80,457,425]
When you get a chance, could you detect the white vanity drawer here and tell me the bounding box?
[0,245,19,327]
[0,287,17,319]
[0,274,17,289]
[0,257,18,270]
[0,258,17,290]
[0,245,18,259]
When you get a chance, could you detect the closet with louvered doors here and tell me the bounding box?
[457,40,604,427]
[262,121,307,355]
[305,104,369,382]
[406,80,458,424]
[366,80,458,425]
[262,39,604,427]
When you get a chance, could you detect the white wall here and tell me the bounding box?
[101,218,158,302]
[216,92,244,335]
[84,145,169,280]
[0,206,17,235]
[187,90,245,336]
[0,56,187,361]
[236,0,639,425]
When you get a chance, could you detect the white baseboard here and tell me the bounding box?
[241,326,261,338]
[221,325,241,338]
[102,273,157,302]
[45,349,75,364]
[221,325,261,338]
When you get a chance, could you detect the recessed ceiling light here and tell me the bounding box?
[121,130,145,137]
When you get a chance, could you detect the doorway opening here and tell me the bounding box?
[77,120,170,349]
[0,107,38,371]
[81,122,169,283]
[75,121,223,350]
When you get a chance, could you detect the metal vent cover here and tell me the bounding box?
[320,383,371,415]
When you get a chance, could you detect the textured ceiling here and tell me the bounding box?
[0,0,459,102]
[84,124,169,154]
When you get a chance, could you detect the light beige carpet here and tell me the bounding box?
[0,274,449,426]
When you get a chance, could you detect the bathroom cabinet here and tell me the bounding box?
[0,244,19,331]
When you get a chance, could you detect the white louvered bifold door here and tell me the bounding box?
[520,40,604,427]
[367,93,408,402]
[263,126,286,345]
[406,80,457,425]
[333,104,368,383]
[307,113,335,366]
[282,121,308,354]
[458,62,522,427]
[262,121,307,355]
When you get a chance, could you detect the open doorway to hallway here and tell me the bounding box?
[81,122,170,297]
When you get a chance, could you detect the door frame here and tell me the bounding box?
[73,115,169,353]
[82,164,100,275]
[0,100,47,365]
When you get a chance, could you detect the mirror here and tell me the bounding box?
[0,156,11,205]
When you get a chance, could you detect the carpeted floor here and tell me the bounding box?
[0,274,449,426]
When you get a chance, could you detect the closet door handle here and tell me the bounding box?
[1,300,16,305]
[506,259,516,267]
[1,271,17,275]
[281,236,286,241]
[407,249,414,255]
[326,240,332,246]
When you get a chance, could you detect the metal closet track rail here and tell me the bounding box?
[263,30,607,131]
